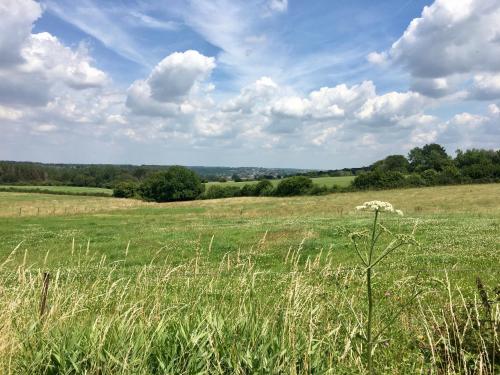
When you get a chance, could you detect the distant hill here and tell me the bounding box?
[0,160,312,188]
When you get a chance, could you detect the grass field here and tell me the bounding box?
[0,185,112,195]
[205,175,355,188]
[0,184,498,373]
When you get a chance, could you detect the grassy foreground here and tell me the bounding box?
[0,184,498,373]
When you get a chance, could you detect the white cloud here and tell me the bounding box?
[308,81,375,117]
[126,50,215,117]
[470,74,500,100]
[366,51,387,65]
[23,33,107,89]
[147,50,215,103]
[489,103,500,115]
[272,96,310,118]
[0,0,41,67]
[267,0,288,14]
[390,0,500,78]
[0,0,107,108]
[356,91,426,125]
[372,0,500,99]
[0,105,22,121]
[33,123,57,133]
[127,11,180,31]
[222,76,278,113]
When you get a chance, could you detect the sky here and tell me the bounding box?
[0,0,499,169]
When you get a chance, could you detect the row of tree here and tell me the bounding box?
[353,145,500,190]
[113,170,336,202]
[0,162,300,187]
[114,144,499,202]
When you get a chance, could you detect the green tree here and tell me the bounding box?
[408,143,452,172]
[203,185,241,199]
[139,166,204,202]
[372,155,409,173]
[455,149,499,179]
[274,176,313,196]
[113,181,138,198]
[254,180,274,196]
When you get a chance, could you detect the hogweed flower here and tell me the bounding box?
[355,200,403,216]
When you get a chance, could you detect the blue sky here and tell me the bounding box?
[0,0,499,168]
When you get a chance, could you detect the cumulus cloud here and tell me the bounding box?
[1,0,497,167]
[356,91,426,125]
[222,76,278,113]
[390,0,500,78]
[0,0,107,107]
[23,33,107,89]
[0,0,42,67]
[371,0,500,99]
[126,50,215,116]
[147,50,215,102]
[470,74,500,100]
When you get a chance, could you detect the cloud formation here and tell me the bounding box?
[370,0,500,100]
[0,0,498,168]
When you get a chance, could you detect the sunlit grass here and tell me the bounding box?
[0,184,498,373]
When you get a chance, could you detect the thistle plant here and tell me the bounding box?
[350,201,418,375]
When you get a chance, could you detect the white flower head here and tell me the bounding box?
[355,200,403,216]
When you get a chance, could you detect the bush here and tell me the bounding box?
[274,176,313,196]
[421,169,439,185]
[308,184,329,195]
[352,171,406,190]
[254,180,274,196]
[113,181,138,198]
[240,184,256,196]
[139,166,204,202]
[405,173,426,187]
[202,185,241,199]
[437,165,462,185]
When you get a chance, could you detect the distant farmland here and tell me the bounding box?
[0,185,112,196]
[205,175,355,188]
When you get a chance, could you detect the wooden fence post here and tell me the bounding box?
[39,272,50,318]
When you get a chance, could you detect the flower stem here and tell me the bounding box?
[367,209,378,375]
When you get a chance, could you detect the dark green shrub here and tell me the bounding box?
[139,166,204,202]
[380,171,406,188]
[372,155,409,173]
[113,181,138,198]
[352,171,380,190]
[254,180,274,196]
[202,185,241,199]
[421,169,439,185]
[405,173,426,187]
[309,184,328,195]
[274,176,313,196]
[437,165,462,184]
[240,184,257,196]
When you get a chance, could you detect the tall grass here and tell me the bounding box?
[0,235,497,374]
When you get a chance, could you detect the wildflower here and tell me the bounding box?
[355,200,403,216]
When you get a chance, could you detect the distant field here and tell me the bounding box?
[205,175,355,188]
[0,184,498,373]
[0,185,112,195]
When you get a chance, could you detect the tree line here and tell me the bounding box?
[116,144,499,202]
[1,143,498,202]
[352,144,500,190]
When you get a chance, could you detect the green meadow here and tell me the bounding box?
[205,175,355,188]
[0,184,498,373]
